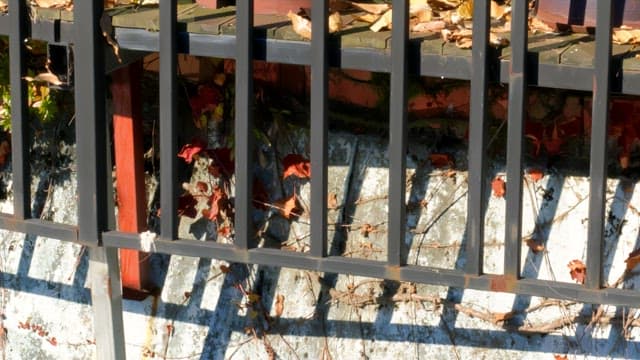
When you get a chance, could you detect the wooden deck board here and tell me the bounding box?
[25,4,640,74]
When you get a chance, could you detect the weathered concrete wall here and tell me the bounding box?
[1,127,640,359]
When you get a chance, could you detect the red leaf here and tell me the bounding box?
[177,139,206,164]
[527,168,544,182]
[274,194,302,220]
[206,147,234,177]
[189,85,223,122]
[282,154,311,179]
[0,140,10,167]
[252,178,269,210]
[568,259,586,284]
[429,153,453,168]
[543,124,564,156]
[47,337,57,346]
[554,355,568,360]
[218,225,232,237]
[177,194,198,218]
[492,177,506,197]
[196,181,209,193]
[202,186,230,221]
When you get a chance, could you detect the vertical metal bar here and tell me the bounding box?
[310,0,328,258]
[235,0,254,249]
[466,0,491,275]
[388,0,409,266]
[88,247,126,360]
[587,0,613,290]
[504,0,528,278]
[75,1,125,358]
[159,0,178,241]
[8,0,29,219]
[75,0,108,245]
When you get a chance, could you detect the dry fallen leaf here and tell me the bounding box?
[492,177,506,197]
[529,17,555,33]
[33,0,72,8]
[350,2,390,15]
[525,238,545,253]
[412,20,446,33]
[360,223,376,237]
[490,0,510,20]
[625,248,640,272]
[457,0,473,19]
[288,11,312,40]
[568,259,586,284]
[370,9,393,32]
[356,13,380,24]
[613,29,640,45]
[23,72,63,86]
[329,11,343,33]
[328,192,338,209]
[274,294,285,318]
[492,311,514,323]
[275,194,302,220]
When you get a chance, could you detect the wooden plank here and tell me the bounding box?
[111,62,151,296]
[31,7,61,21]
[338,21,391,49]
[184,6,235,34]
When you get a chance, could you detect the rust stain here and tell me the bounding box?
[384,265,402,281]
[490,275,517,293]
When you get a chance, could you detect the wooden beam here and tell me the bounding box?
[111,61,151,297]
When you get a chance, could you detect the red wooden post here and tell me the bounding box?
[111,62,151,298]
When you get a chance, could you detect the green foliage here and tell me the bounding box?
[0,37,61,133]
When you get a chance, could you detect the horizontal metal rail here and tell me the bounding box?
[102,231,640,307]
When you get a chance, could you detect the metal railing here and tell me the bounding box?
[0,0,637,357]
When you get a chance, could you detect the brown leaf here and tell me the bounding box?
[329,12,343,33]
[625,248,640,272]
[275,194,302,220]
[492,177,506,197]
[283,154,311,179]
[177,194,198,218]
[274,294,285,318]
[288,11,312,40]
[220,265,231,273]
[457,0,473,19]
[568,259,586,284]
[360,223,376,237]
[492,311,514,323]
[554,355,568,360]
[34,0,71,9]
[23,72,63,86]
[613,29,640,45]
[490,0,510,20]
[370,9,393,32]
[350,2,390,15]
[525,238,545,253]
[529,17,555,33]
[412,20,447,33]
[355,13,380,24]
[328,192,338,209]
